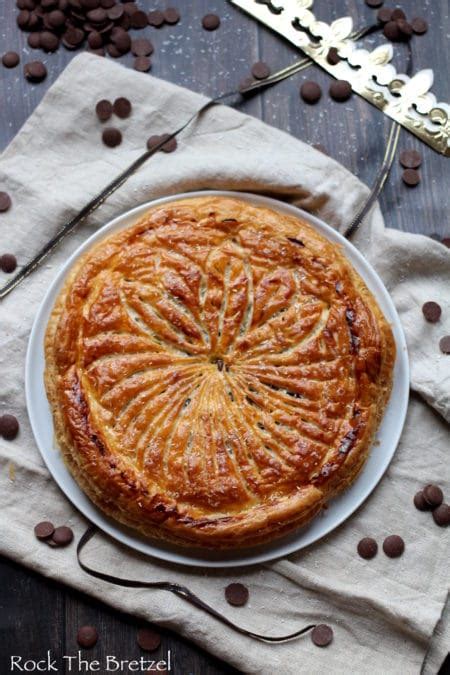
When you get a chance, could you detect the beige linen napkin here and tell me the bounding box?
[0,54,449,674]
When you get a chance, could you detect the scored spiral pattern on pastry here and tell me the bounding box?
[45,197,395,548]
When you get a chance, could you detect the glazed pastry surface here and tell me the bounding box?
[45,197,395,548]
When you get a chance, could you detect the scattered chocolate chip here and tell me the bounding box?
[391,8,406,21]
[329,79,352,102]
[102,127,122,147]
[160,134,177,153]
[0,254,17,274]
[88,32,103,50]
[397,19,413,39]
[106,43,121,58]
[146,135,162,151]
[77,625,98,648]
[0,191,12,212]
[422,301,441,323]
[251,61,271,80]
[313,143,328,155]
[414,491,431,511]
[423,484,444,508]
[326,47,340,65]
[34,521,55,540]
[202,13,220,31]
[24,61,47,83]
[48,9,66,28]
[382,534,405,558]
[432,504,450,527]
[311,624,333,647]
[41,31,60,52]
[95,99,112,122]
[2,52,20,68]
[377,7,393,23]
[107,5,124,21]
[225,582,249,606]
[136,628,161,652]
[134,56,151,72]
[357,537,378,559]
[0,413,19,439]
[147,10,165,27]
[130,10,148,29]
[131,38,154,57]
[365,0,383,7]
[300,81,322,104]
[163,8,180,25]
[113,97,132,119]
[51,525,74,546]
[383,20,400,41]
[402,168,420,187]
[399,149,422,169]
[28,34,41,49]
[440,336,450,354]
[411,17,428,35]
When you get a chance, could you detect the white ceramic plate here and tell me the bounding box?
[25,191,409,568]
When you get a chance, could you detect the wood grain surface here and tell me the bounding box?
[0,1,449,673]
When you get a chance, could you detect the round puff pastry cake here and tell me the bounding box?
[45,196,395,549]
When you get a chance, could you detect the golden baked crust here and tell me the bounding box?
[45,196,395,548]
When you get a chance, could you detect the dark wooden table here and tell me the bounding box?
[1,1,449,673]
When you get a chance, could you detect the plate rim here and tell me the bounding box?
[25,189,410,568]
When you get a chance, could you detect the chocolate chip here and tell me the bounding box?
[113,97,132,119]
[402,168,420,187]
[329,79,352,102]
[0,191,12,212]
[300,81,322,104]
[357,537,378,559]
[147,10,164,27]
[88,31,103,49]
[0,254,17,274]
[107,5,124,21]
[77,625,98,648]
[365,0,383,7]
[423,484,444,508]
[311,624,333,647]
[391,8,406,21]
[106,43,121,58]
[432,504,450,527]
[414,491,431,511]
[63,28,86,49]
[147,135,162,151]
[202,14,220,31]
[422,301,441,323]
[399,149,422,169]
[24,61,47,83]
[326,47,340,65]
[34,521,55,540]
[382,534,405,558]
[440,336,450,354]
[313,143,328,155]
[377,7,393,23]
[2,52,20,68]
[41,31,59,52]
[160,134,177,153]
[134,56,151,72]
[397,19,413,39]
[442,238,450,248]
[136,628,161,652]
[95,99,112,122]
[48,9,65,28]
[102,127,122,147]
[225,582,249,606]
[251,61,271,80]
[163,8,180,25]
[51,525,74,546]
[411,17,428,34]
[130,10,148,29]
[111,28,131,54]
[0,413,19,439]
[28,34,41,49]
[131,38,153,57]
[383,21,400,41]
